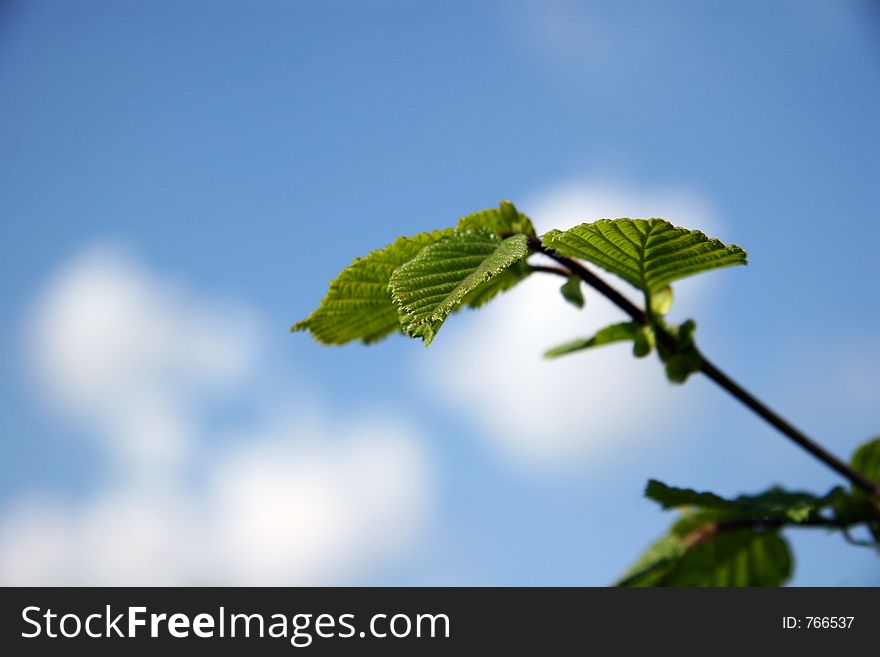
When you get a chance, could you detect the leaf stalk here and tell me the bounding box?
[527,235,880,499]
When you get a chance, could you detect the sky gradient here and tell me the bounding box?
[1,0,878,585]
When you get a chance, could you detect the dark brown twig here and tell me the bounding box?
[527,235,880,499]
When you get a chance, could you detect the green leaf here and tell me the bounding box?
[632,324,655,358]
[618,512,793,587]
[543,322,639,359]
[849,437,880,541]
[389,230,531,345]
[663,351,701,383]
[646,480,738,512]
[650,285,673,316]
[616,527,689,587]
[560,275,585,309]
[658,319,701,383]
[851,437,880,483]
[645,479,834,523]
[460,260,531,308]
[666,529,792,587]
[740,488,839,523]
[456,200,536,237]
[292,229,453,344]
[542,219,747,294]
[673,528,792,587]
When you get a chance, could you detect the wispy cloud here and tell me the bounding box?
[1,245,431,585]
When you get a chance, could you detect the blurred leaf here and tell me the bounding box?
[618,511,793,587]
[666,529,792,587]
[849,437,880,542]
[544,322,639,359]
[662,350,701,383]
[827,486,869,524]
[542,219,746,294]
[560,275,585,309]
[616,527,690,587]
[645,481,739,513]
[658,319,701,383]
[851,437,880,483]
[292,229,453,344]
[390,230,530,345]
[738,489,837,523]
[646,479,836,523]
[650,285,674,315]
[633,324,655,358]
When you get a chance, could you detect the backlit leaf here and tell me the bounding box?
[389,230,530,345]
[292,229,453,344]
[542,219,746,294]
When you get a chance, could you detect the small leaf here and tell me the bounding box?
[851,437,880,483]
[650,285,673,316]
[663,349,701,383]
[633,324,655,358]
[543,322,639,359]
[615,528,688,587]
[645,479,836,523]
[848,437,880,541]
[389,230,530,345]
[645,480,738,512]
[674,318,697,345]
[560,276,585,309]
[741,488,839,523]
[618,511,793,587]
[456,200,536,237]
[543,219,747,294]
[658,319,701,383]
[666,529,792,587]
[293,229,453,344]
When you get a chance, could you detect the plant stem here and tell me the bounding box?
[528,236,880,498]
[697,357,880,497]
[527,264,572,277]
[686,516,877,549]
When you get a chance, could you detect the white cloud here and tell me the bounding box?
[210,422,428,585]
[1,246,430,585]
[0,420,427,586]
[416,179,723,470]
[25,245,259,468]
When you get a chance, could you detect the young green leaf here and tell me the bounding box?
[456,200,536,237]
[645,479,836,523]
[667,529,792,587]
[658,319,701,383]
[615,526,688,587]
[389,230,530,345]
[627,529,792,587]
[617,511,792,587]
[543,322,639,359]
[292,229,454,344]
[851,437,880,483]
[848,437,880,541]
[632,324,655,358]
[542,219,747,294]
[559,275,585,309]
[650,285,673,316]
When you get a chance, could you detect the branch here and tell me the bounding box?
[527,264,572,277]
[527,235,880,499]
[684,516,878,550]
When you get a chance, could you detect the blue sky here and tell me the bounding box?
[1,0,878,585]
